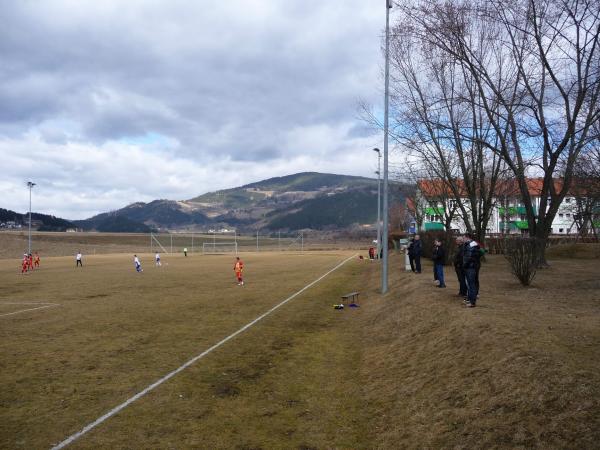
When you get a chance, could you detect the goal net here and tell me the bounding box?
[202,242,238,254]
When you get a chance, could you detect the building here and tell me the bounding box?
[411,178,599,236]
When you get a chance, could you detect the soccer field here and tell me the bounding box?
[0,251,369,449]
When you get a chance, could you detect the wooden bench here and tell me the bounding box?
[341,291,360,305]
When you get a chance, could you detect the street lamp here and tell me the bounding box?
[373,148,382,260]
[26,181,36,254]
[382,0,392,293]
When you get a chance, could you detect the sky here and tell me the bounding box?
[0,1,389,219]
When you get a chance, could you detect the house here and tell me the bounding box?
[410,178,598,236]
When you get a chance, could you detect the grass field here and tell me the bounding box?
[1,243,599,449]
[0,231,369,260]
[1,251,370,449]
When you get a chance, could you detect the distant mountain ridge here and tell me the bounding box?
[74,172,404,232]
[0,208,76,232]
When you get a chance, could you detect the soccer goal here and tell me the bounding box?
[202,242,238,254]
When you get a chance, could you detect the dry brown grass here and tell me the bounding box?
[0,251,369,449]
[0,231,370,260]
[360,245,600,449]
[1,243,599,449]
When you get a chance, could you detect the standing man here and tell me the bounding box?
[183,247,188,257]
[155,252,162,267]
[453,237,467,298]
[413,235,422,273]
[463,234,481,307]
[432,239,446,288]
[233,256,244,286]
[76,251,83,267]
[134,254,143,273]
[34,252,40,268]
[407,238,415,272]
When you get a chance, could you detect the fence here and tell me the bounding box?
[149,230,377,254]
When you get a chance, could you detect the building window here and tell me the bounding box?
[559,213,564,218]
[565,198,571,203]
[559,228,564,233]
[566,213,571,218]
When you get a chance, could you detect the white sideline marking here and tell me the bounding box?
[50,254,357,449]
[0,302,60,318]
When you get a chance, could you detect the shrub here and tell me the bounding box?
[504,237,542,286]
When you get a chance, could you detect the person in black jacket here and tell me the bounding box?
[432,238,446,288]
[413,235,422,273]
[453,236,467,297]
[407,238,415,272]
[462,234,481,307]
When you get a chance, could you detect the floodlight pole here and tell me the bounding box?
[381,0,392,294]
[27,181,36,254]
[374,149,382,260]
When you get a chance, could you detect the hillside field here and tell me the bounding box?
[1,245,599,448]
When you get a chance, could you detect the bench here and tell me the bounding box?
[341,291,360,305]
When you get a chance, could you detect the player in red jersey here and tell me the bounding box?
[34,252,40,268]
[27,253,34,271]
[21,253,29,274]
[233,257,244,286]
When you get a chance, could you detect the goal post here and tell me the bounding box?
[202,242,238,255]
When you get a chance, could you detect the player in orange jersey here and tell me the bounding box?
[233,256,244,286]
[21,253,29,274]
[34,252,40,268]
[27,253,34,271]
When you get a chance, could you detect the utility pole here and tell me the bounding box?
[382,0,392,293]
[374,149,382,259]
[26,181,36,254]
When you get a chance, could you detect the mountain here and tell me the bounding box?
[0,208,76,232]
[77,172,405,232]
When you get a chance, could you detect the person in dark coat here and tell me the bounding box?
[432,238,446,288]
[407,238,416,272]
[413,235,422,273]
[453,236,467,297]
[463,234,481,307]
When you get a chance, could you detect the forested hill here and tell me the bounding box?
[74,172,405,232]
[0,208,76,231]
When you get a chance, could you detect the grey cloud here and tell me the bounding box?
[0,1,387,217]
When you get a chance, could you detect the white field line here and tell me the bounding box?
[0,302,60,318]
[50,254,357,450]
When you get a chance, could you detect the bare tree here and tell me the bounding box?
[569,133,600,240]
[394,0,600,263]
[387,27,508,244]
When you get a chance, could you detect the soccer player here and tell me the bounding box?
[21,253,29,274]
[134,255,143,272]
[155,252,161,266]
[233,256,244,285]
[27,253,34,271]
[183,247,188,257]
[76,251,83,267]
[34,252,40,268]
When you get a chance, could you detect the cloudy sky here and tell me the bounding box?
[1,1,389,219]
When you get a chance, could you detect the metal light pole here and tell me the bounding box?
[26,181,36,254]
[382,0,392,294]
[374,148,382,260]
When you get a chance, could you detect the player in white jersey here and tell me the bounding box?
[134,255,143,272]
[155,252,161,266]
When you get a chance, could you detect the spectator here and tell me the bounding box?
[453,236,467,298]
[432,238,446,288]
[407,238,416,272]
[463,234,481,307]
[413,235,422,273]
